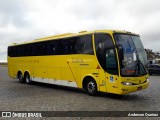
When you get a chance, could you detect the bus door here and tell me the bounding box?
[105,48,119,94]
[94,33,119,93]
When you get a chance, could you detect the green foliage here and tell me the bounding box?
[145,49,160,60]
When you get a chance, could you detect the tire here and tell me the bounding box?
[18,72,25,83]
[85,78,98,96]
[24,72,33,85]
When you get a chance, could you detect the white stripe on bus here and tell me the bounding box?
[32,77,78,87]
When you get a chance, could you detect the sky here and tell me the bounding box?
[0,0,160,62]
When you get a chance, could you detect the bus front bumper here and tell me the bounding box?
[119,79,149,95]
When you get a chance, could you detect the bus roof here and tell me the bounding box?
[9,30,138,46]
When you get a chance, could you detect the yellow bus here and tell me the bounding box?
[8,30,149,95]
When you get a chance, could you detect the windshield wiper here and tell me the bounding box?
[134,60,140,75]
[134,59,146,76]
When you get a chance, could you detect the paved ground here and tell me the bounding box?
[0,66,160,120]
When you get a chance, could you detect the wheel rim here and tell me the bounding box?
[87,81,96,94]
[19,74,23,81]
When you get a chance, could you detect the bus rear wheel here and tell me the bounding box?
[18,72,25,83]
[86,78,98,96]
[24,72,33,85]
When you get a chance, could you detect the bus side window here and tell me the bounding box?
[22,45,26,56]
[47,41,58,55]
[27,44,34,56]
[19,45,24,56]
[58,40,67,55]
[77,35,93,55]
[56,39,64,55]
[68,37,77,54]
[105,49,117,74]
[95,33,118,75]
[51,44,57,55]
[12,47,16,57]
[64,40,69,54]
[15,46,18,57]
[34,43,43,56]
[8,47,11,57]
[37,42,46,55]
[8,46,14,57]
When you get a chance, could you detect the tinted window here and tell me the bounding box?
[57,39,66,55]
[8,34,94,57]
[18,45,24,56]
[95,33,118,75]
[37,38,78,55]
[47,41,58,55]
[26,44,34,56]
[67,38,77,54]
[8,46,13,57]
[77,35,93,55]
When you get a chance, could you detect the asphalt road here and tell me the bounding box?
[0,66,160,120]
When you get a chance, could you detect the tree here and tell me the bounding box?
[145,49,160,60]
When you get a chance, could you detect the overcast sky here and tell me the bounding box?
[0,0,160,61]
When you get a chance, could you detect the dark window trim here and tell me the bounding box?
[8,34,94,57]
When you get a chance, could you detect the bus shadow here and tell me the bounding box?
[27,81,148,101]
[98,92,148,101]
[33,81,86,94]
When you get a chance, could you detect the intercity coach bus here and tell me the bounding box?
[8,30,149,95]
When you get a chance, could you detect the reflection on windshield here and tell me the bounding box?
[115,34,137,68]
[114,34,147,76]
[131,36,147,66]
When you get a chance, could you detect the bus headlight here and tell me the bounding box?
[121,82,133,86]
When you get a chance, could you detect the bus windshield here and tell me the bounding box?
[114,34,147,76]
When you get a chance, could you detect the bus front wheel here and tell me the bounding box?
[86,78,98,96]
